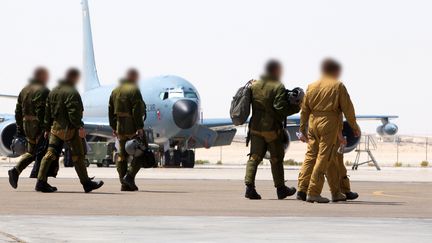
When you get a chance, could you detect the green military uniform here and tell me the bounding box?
[244,76,300,188]
[298,76,359,197]
[14,79,49,174]
[37,80,90,185]
[109,79,146,183]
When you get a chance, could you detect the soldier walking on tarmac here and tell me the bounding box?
[298,58,360,203]
[36,68,104,193]
[297,112,359,202]
[8,67,51,189]
[109,68,146,191]
[244,60,300,200]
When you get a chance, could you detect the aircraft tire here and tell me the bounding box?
[181,150,195,168]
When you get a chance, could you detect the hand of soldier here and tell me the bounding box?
[353,130,361,138]
[112,130,118,138]
[79,127,86,138]
[338,133,347,146]
[137,129,144,139]
[298,132,308,143]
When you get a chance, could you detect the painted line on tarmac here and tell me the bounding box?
[372,191,424,200]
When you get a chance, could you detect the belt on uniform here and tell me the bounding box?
[23,115,38,121]
[116,112,132,117]
[311,111,338,117]
[117,133,136,140]
[250,129,281,142]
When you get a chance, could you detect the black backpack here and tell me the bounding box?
[230,80,253,126]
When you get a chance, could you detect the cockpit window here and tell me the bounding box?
[159,88,198,100]
[160,92,169,100]
[169,91,184,98]
[184,91,198,98]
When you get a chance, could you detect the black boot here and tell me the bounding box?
[122,174,138,191]
[83,179,104,193]
[296,191,307,201]
[345,191,359,200]
[35,180,57,193]
[277,185,296,200]
[8,168,19,189]
[245,186,261,200]
[121,184,135,192]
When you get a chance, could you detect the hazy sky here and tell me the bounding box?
[0,0,431,135]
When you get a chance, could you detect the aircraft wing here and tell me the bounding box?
[282,115,399,125]
[0,94,18,99]
[201,115,399,128]
[82,117,112,138]
[201,118,236,128]
[201,114,399,145]
[201,115,302,128]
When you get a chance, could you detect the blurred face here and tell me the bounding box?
[325,70,341,79]
[35,70,49,86]
[127,72,139,84]
[334,70,341,79]
[275,66,283,80]
[69,74,80,86]
[268,66,283,81]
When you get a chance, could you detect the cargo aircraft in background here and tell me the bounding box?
[0,0,398,167]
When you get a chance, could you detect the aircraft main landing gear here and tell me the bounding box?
[164,149,195,168]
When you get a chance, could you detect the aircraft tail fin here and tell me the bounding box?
[81,0,100,91]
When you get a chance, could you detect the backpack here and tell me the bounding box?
[230,80,253,126]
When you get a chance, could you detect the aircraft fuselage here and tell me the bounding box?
[82,75,201,144]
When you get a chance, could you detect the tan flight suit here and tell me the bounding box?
[298,76,359,196]
[298,115,352,195]
[333,144,351,193]
[109,80,146,183]
[244,76,300,188]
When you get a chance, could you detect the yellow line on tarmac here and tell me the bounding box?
[373,191,423,200]
[373,191,400,198]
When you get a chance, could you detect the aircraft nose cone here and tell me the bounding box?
[173,100,198,129]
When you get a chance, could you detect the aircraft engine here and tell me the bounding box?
[376,123,398,136]
[342,121,361,153]
[0,119,17,156]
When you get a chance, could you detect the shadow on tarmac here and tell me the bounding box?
[139,190,189,194]
[52,191,120,195]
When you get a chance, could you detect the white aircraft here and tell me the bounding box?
[0,0,398,167]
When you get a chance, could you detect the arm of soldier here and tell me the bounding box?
[299,90,311,136]
[14,92,24,135]
[43,95,53,138]
[108,92,116,131]
[338,114,347,145]
[65,91,85,129]
[131,88,145,130]
[273,83,292,120]
[339,83,360,136]
[34,88,50,131]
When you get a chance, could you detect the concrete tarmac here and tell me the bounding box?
[0,216,431,243]
[1,178,432,218]
[0,166,431,242]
